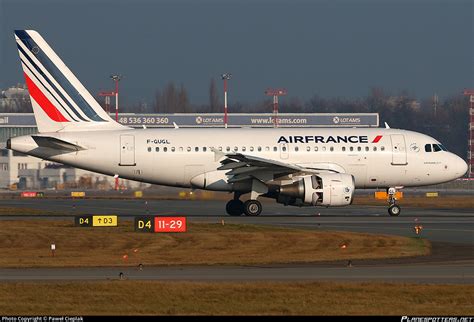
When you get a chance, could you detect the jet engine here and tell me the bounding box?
[274,173,355,207]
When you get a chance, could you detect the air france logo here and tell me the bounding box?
[333,117,340,124]
[277,135,383,144]
[195,116,203,124]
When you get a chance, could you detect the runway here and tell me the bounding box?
[1,199,472,243]
[1,199,472,283]
[0,260,472,283]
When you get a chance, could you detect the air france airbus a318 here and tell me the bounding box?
[8,30,468,216]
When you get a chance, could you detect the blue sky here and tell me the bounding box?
[1,0,472,106]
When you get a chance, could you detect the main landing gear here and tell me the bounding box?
[226,199,244,216]
[387,187,401,216]
[225,198,263,216]
[225,186,264,216]
[226,180,266,216]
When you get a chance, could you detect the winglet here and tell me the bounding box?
[173,122,179,129]
[384,122,390,129]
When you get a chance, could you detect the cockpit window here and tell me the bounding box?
[425,143,447,153]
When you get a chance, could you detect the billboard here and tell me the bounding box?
[0,113,379,128]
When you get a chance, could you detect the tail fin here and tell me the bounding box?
[14,30,126,133]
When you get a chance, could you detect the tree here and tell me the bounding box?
[153,89,163,113]
[177,83,190,113]
[209,78,219,113]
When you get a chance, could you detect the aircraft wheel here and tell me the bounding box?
[243,200,262,216]
[388,204,401,217]
[226,199,244,216]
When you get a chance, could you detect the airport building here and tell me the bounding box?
[0,112,379,190]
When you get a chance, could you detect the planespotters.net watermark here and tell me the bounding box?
[2,317,83,322]
[402,317,473,322]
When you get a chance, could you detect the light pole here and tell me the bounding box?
[265,88,287,127]
[110,75,122,122]
[221,73,232,128]
[98,91,114,113]
[463,89,474,178]
[110,75,122,191]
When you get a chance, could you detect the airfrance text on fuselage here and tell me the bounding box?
[277,135,370,144]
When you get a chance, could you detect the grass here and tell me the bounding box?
[0,220,429,268]
[0,281,472,315]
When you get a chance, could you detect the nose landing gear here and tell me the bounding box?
[387,187,401,216]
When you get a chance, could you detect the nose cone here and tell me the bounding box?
[451,154,468,179]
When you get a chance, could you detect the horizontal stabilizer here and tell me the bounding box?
[32,136,84,151]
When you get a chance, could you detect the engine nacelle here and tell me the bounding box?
[276,173,355,207]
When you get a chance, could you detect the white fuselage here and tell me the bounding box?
[10,127,467,191]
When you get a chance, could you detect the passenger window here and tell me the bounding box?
[250,146,254,152]
[147,147,152,152]
[425,144,432,152]
[314,146,318,152]
[273,146,277,152]
[203,147,207,152]
[265,146,270,151]
[350,147,354,152]
[342,147,346,152]
[306,146,311,152]
[155,147,159,152]
[282,146,286,152]
[257,146,262,152]
[218,147,223,151]
[381,146,385,151]
[357,146,361,152]
[330,147,334,152]
[365,146,369,152]
[163,147,168,152]
[187,147,191,152]
[295,146,299,152]
[171,147,175,152]
[226,147,230,152]
[233,146,238,152]
[179,147,183,152]
[242,147,246,152]
[195,147,199,152]
[322,146,326,151]
[373,146,377,152]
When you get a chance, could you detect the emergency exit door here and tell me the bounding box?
[390,134,407,165]
[119,135,136,166]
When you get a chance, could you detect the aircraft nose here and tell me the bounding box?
[451,154,468,178]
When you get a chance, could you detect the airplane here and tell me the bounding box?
[7,30,468,217]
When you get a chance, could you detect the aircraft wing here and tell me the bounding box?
[218,153,342,184]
